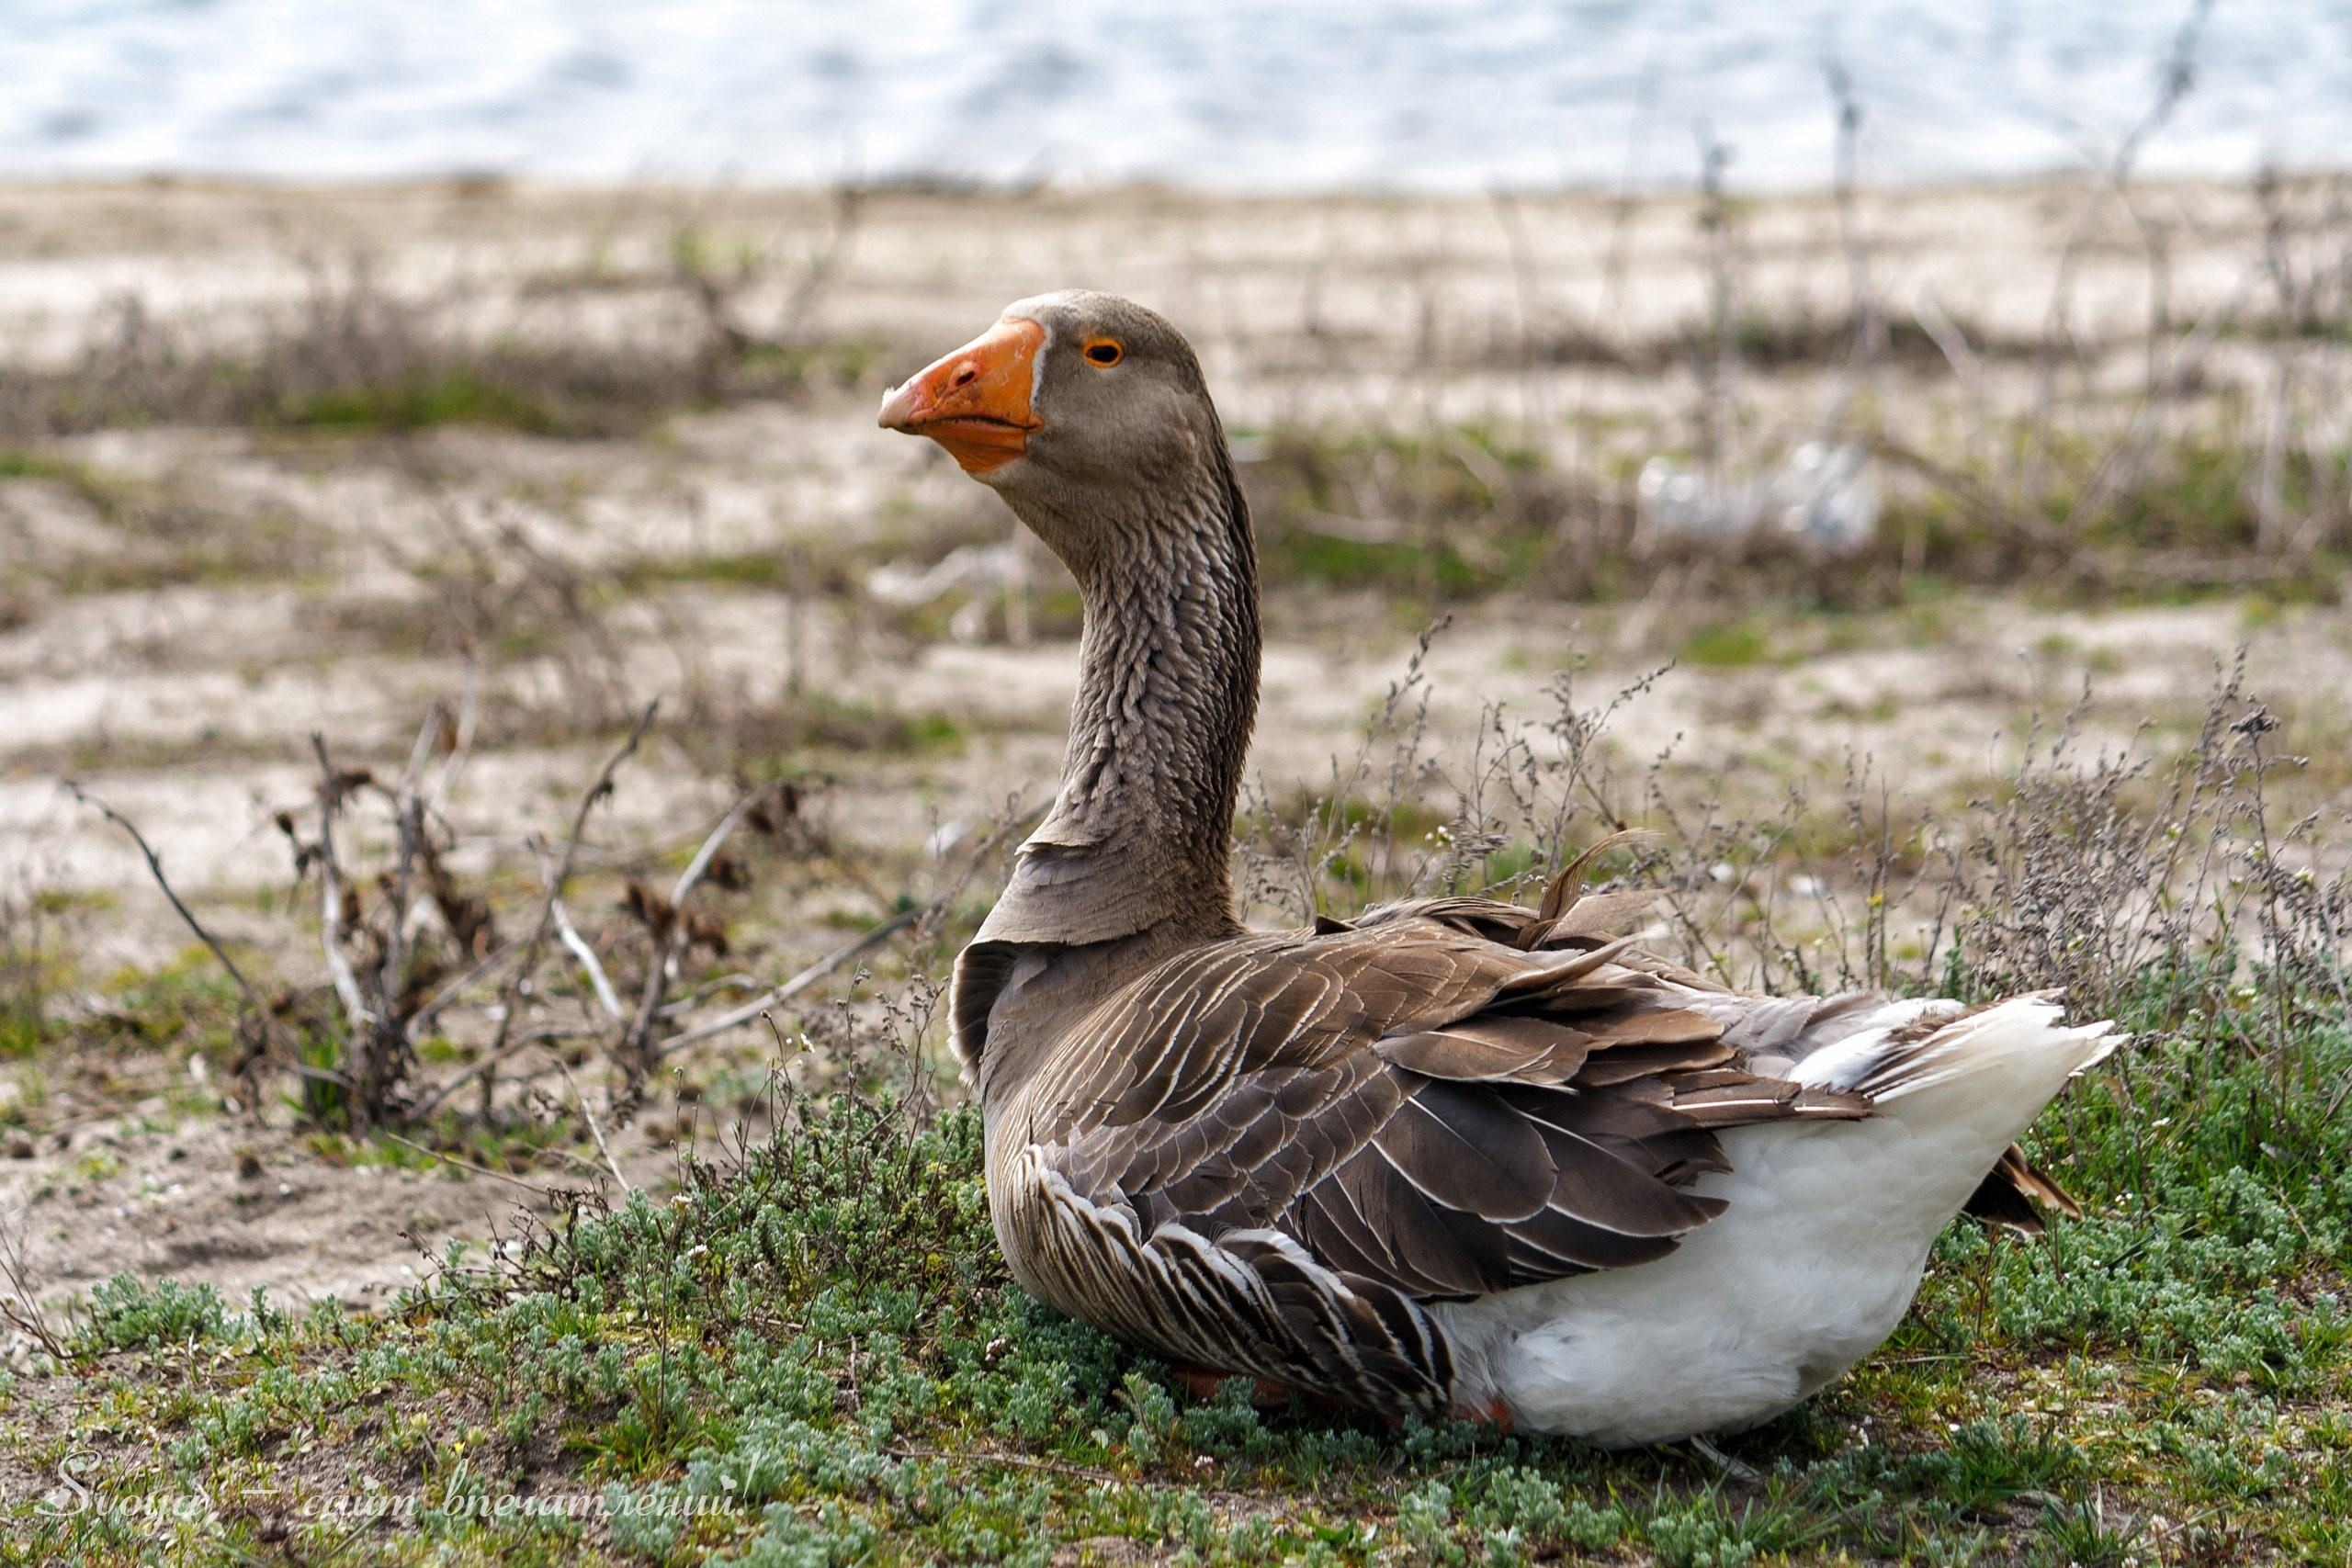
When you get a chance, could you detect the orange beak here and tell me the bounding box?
[876,317,1046,474]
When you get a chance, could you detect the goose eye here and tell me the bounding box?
[1081,337,1125,367]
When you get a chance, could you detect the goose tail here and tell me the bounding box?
[1792,990,2121,1159]
[1428,992,2120,1444]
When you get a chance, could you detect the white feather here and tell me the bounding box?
[1430,995,2121,1444]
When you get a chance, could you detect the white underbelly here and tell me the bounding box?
[1429,1114,1967,1446]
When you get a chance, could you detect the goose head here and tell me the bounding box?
[879,290,1261,948]
[878,289,1236,576]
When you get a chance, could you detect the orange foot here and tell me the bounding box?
[1450,1397,1516,1433]
[1169,1366,1426,1427]
[1170,1363,1298,1407]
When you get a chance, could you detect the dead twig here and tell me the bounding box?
[306,738,373,1031]
[655,901,932,1059]
[422,700,658,1122]
[65,782,278,1080]
[380,1134,560,1199]
[310,733,417,1126]
[534,839,624,1022]
[558,1060,631,1192]
[65,784,269,1018]
[0,1208,69,1361]
[617,782,781,1092]
[405,939,522,1042]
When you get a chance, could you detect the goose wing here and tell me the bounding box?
[1041,887,1868,1306]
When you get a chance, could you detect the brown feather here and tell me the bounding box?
[1370,1083,1555,1222]
[1580,1005,1726,1045]
[1961,1143,2081,1234]
[1572,1041,1731,1087]
[1375,1016,1594,1084]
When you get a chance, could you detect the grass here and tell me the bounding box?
[0,448,91,483]
[1236,414,2352,619]
[0,452,338,598]
[271,367,565,437]
[616,552,802,592]
[720,692,971,767]
[6,976,2346,1564]
[1676,616,1780,671]
[6,588,2343,1562]
[0,886,78,1060]
[1245,426,1567,604]
[0,258,899,445]
[6,630,2347,1562]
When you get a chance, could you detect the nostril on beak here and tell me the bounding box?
[948,360,978,390]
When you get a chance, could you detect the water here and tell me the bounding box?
[3,1,2348,191]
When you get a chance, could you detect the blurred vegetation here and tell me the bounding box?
[1227,419,2352,622]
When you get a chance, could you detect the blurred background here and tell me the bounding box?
[2,0,2348,1345]
[4,1,2346,189]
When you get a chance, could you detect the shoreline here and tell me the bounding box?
[6,161,2346,208]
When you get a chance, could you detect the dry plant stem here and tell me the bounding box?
[380,1134,558,1199]
[405,939,522,1042]
[425,658,481,819]
[380,704,448,1012]
[675,180,865,381]
[307,737,371,1028]
[617,781,782,1091]
[1864,437,2109,574]
[63,783,272,1022]
[1819,56,1884,435]
[653,900,931,1060]
[553,897,623,1021]
[1692,122,1741,494]
[778,182,866,339]
[2061,263,2257,539]
[559,1059,631,1192]
[0,1207,68,1360]
[64,781,286,1091]
[312,732,413,1124]
[782,538,809,695]
[406,700,659,1123]
[534,839,623,1021]
[1487,186,1549,443]
[2018,0,2211,509]
[1579,60,1657,482]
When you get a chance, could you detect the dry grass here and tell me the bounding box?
[0,196,878,446]
[1237,628,2348,1026]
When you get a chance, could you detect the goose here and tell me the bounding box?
[876,290,2119,1445]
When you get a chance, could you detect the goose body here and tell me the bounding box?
[879,290,2117,1442]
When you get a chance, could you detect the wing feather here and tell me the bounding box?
[1046,905,1859,1314]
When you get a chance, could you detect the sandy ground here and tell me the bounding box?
[3,175,2348,1330]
